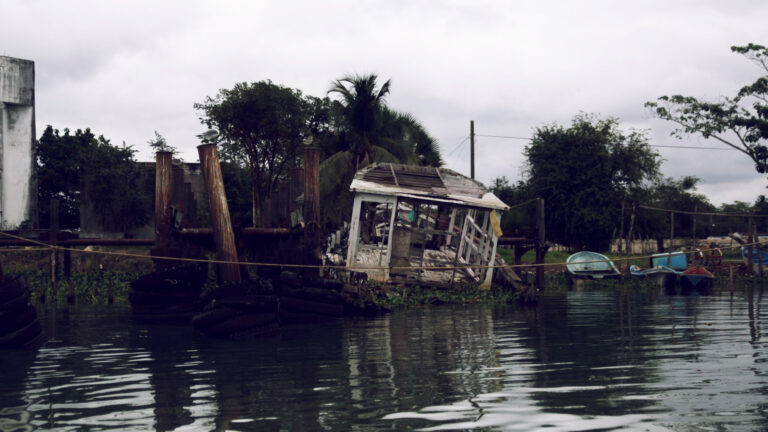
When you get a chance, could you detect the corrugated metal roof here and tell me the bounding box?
[350,163,509,210]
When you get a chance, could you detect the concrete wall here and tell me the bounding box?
[0,56,36,229]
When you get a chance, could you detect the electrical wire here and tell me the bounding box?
[474,133,742,151]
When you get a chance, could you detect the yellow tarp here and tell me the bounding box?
[490,210,503,237]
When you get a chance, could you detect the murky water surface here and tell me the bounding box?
[1,287,767,431]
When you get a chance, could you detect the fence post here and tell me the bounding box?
[536,198,545,291]
[198,143,241,285]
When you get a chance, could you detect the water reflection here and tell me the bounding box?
[1,288,767,431]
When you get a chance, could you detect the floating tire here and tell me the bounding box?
[198,279,274,306]
[130,263,208,294]
[204,312,279,338]
[280,297,344,317]
[280,309,338,323]
[0,275,28,303]
[282,288,343,304]
[192,306,245,330]
[211,295,280,313]
[0,319,41,348]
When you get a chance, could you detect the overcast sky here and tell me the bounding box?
[2,0,767,205]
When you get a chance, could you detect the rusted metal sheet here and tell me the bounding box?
[198,143,241,284]
[351,163,508,210]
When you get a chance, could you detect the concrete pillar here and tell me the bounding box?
[0,56,36,229]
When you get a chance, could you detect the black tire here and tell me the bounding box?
[192,306,245,330]
[0,319,41,348]
[198,279,274,305]
[0,275,28,303]
[204,312,279,338]
[0,291,30,316]
[0,306,37,337]
[280,297,344,316]
[281,287,343,304]
[131,263,208,294]
[211,295,279,313]
[280,309,340,323]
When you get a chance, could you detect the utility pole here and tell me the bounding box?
[470,120,475,179]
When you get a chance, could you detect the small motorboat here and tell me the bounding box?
[679,265,714,294]
[629,264,678,289]
[650,251,687,271]
[566,251,621,280]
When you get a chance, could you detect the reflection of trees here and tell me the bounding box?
[515,291,661,415]
[343,306,501,429]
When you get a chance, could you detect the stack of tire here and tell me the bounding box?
[278,271,345,322]
[192,277,280,339]
[0,275,44,349]
[129,262,208,323]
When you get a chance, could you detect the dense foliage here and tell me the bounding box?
[492,115,660,252]
[195,81,315,226]
[36,126,150,230]
[647,43,768,175]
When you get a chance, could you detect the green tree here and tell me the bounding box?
[195,81,311,226]
[147,131,176,154]
[522,115,660,251]
[646,43,768,174]
[36,126,150,230]
[320,74,443,228]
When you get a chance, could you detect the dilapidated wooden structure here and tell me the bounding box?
[346,163,509,288]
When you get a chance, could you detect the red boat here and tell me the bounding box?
[680,266,714,293]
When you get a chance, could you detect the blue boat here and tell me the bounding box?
[742,247,768,274]
[629,264,678,289]
[650,251,687,271]
[566,251,621,280]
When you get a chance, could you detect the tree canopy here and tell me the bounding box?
[518,115,660,251]
[195,81,313,226]
[36,125,150,230]
[646,43,768,174]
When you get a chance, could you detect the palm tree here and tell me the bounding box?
[320,74,443,229]
[327,74,391,170]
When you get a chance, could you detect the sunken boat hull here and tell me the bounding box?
[193,278,280,339]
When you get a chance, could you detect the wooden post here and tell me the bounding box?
[303,146,321,273]
[470,120,475,180]
[198,143,241,285]
[154,151,173,264]
[48,199,59,304]
[536,198,545,291]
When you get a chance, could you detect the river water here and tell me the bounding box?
[1,286,767,431]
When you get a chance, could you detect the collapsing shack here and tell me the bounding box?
[346,163,509,288]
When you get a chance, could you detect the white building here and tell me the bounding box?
[0,56,36,228]
[346,163,509,288]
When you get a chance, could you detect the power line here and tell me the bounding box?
[447,136,470,157]
[475,133,741,151]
